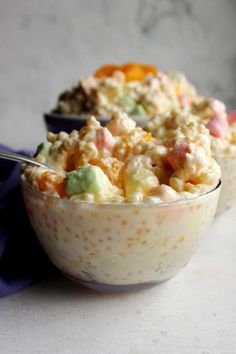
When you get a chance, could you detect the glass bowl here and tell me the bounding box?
[44,113,147,133]
[22,180,221,292]
[215,154,236,214]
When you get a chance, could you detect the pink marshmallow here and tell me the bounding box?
[167,142,191,170]
[96,127,115,151]
[227,111,236,125]
[158,73,171,85]
[206,115,229,138]
[179,95,191,107]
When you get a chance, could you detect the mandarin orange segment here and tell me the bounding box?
[66,150,87,171]
[89,158,124,188]
[124,144,132,158]
[94,65,119,78]
[54,180,66,198]
[46,176,66,198]
[120,63,151,81]
[121,64,145,82]
[38,172,50,192]
[140,64,157,75]
[38,172,66,198]
[66,152,77,172]
[94,62,157,82]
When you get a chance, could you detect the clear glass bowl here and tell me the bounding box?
[215,154,236,214]
[22,181,221,292]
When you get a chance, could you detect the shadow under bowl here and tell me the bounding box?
[22,180,220,292]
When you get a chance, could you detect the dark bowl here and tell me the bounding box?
[44,113,109,133]
[44,113,148,133]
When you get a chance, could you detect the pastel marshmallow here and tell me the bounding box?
[96,127,115,152]
[227,111,236,125]
[167,142,191,170]
[206,115,229,138]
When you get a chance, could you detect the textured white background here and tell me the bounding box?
[1,2,236,353]
[0,0,236,148]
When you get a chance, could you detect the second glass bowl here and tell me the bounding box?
[215,154,236,214]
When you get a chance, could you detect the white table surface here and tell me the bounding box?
[1,206,236,354]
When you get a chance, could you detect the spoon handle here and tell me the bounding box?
[0,151,50,169]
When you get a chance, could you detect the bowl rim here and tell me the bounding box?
[44,112,149,122]
[44,112,110,120]
[21,179,221,208]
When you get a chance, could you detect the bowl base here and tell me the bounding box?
[63,273,166,292]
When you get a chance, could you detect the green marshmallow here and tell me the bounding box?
[131,104,147,116]
[119,95,136,113]
[65,166,111,196]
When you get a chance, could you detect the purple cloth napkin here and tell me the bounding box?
[0,144,56,297]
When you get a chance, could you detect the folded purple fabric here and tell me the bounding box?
[0,144,56,297]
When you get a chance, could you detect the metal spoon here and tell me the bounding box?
[0,151,53,170]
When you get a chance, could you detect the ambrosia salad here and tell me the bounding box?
[52,63,197,118]
[20,65,225,288]
[22,113,221,287]
[145,98,236,156]
[22,112,220,203]
[145,97,236,212]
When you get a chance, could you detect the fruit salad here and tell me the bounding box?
[52,63,197,118]
[145,103,236,156]
[22,112,220,203]
[145,103,236,213]
[22,112,221,288]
